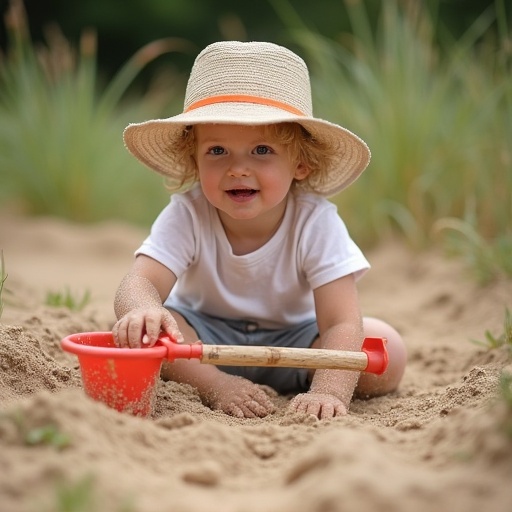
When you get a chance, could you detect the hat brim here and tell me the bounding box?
[123,102,370,196]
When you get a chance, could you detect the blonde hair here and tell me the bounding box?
[168,122,337,193]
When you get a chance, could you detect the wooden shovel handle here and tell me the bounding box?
[200,344,368,372]
[158,336,388,374]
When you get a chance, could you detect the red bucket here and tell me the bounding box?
[61,332,167,417]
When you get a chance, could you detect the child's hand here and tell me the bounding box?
[206,373,276,419]
[112,306,184,348]
[288,392,348,420]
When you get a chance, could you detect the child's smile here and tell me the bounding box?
[226,187,259,202]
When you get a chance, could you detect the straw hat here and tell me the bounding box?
[123,41,371,196]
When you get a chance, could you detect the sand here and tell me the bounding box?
[0,212,511,512]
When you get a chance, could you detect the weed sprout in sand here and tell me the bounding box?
[0,251,7,319]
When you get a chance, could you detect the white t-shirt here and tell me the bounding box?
[136,186,370,329]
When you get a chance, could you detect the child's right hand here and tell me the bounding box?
[112,306,184,348]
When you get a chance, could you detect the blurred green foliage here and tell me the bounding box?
[274,0,512,281]
[1,0,505,86]
[0,0,185,223]
[0,0,511,282]
[45,287,91,312]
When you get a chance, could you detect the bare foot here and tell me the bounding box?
[203,373,276,419]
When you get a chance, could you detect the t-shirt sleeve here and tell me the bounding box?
[134,195,197,277]
[299,202,370,290]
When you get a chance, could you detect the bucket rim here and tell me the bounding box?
[61,332,167,359]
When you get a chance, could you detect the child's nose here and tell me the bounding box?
[227,156,251,177]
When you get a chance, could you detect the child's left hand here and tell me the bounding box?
[288,392,348,420]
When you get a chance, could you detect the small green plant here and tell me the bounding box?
[499,373,512,439]
[45,288,91,312]
[0,250,7,319]
[51,474,136,512]
[1,410,71,450]
[25,424,71,450]
[472,308,512,351]
[52,475,96,512]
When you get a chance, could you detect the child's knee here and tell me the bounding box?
[356,317,407,398]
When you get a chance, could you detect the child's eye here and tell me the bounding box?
[254,145,272,155]
[208,146,225,155]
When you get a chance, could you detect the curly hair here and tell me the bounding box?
[167,122,337,193]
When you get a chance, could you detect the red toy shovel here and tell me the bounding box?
[157,335,388,374]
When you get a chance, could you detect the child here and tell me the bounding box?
[113,41,407,420]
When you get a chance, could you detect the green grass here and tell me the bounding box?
[432,218,512,284]
[472,308,512,352]
[0,0,189,224]
[49,475,136,512]
[1,409,71,450]
[52,475,96,512]
[45,288,91,312]
[25,424,71,450]
[500,373,512,439]
[0,250,7,319]
[271,0,512,282]
[1,0,511,282]
[470,307,512,439]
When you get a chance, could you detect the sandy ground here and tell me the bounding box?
[0,213,511,512]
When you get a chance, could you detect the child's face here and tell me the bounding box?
[195,124,309,222]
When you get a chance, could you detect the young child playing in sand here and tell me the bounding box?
[112,41,407,420]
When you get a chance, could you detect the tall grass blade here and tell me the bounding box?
[0,250,7,319]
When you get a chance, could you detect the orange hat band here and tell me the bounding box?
[185,94,305,116]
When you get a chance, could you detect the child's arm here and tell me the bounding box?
[112,254,184,348]
[289,273,364,419]
[113,256,276,418]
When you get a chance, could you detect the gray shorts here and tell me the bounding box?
[169,306,319,394]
